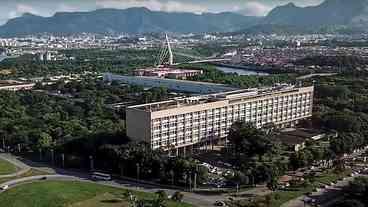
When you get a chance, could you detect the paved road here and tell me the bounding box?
[0,173,223,207]
[0,153,30,178]
[281,175,361,207]
[296,73,338,80]
[0,153,276,207]
[0,153,227,207]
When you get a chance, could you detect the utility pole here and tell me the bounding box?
[189,173,192,192]
[194,165,198,190]
[136,164,140,181]
[51,149,55,165]
[39,148,42,161]
[89,155,94,172]
[2,137,5,150]
[61,153,65,168]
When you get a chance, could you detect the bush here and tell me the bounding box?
[171,191,184,202]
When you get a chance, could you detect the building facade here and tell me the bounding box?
[104,73,237,94]
[126,85,314,150]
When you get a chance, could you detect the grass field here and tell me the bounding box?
[0,158,17,175]
[0,168,51,184]
[0,181,193,207]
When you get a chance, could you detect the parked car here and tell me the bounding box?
[214,201,226,206]
[0,185,9,190]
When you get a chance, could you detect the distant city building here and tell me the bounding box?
[46,51,52,61]
[39,53,44,61]
[126,85,314,150]
[0,80,35,91]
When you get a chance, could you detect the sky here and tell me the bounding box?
[0,0,325,25]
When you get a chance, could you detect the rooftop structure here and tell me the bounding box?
[0,80,35,91]
[133,67,203,79]
[104,73,238,94]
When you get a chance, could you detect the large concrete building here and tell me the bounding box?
[0,80,35,91]
[103,73,237,94]
[126,85,314,150]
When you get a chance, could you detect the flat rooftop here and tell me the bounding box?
[0,80,34,87]
[129,84,313,112]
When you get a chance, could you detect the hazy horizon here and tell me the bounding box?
[0,0,324,25]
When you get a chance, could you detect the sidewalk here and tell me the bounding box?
[0,153,30,178]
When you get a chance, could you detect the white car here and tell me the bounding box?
[0,185,9,190]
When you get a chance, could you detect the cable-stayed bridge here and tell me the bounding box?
[155,34,232,67]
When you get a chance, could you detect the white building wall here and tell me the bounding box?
[127,86,314,150]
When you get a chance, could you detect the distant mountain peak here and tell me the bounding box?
[0,8,260,37]
[264,0,368,28]
[284,2,297,8]
[21,13,40,18]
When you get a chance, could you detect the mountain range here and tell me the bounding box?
[1,0,368,36]
[0,8,260,37]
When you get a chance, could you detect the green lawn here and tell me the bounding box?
[0,181,193,207]
[230,169,353,207]
[0,158,17,175]
[267,169,353,207]
[268,186,315,207]
[0,168,51,184]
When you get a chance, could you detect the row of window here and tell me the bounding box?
[153,106,311,128]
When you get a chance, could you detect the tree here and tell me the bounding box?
[228,121,273,159]
[153,190,167,207]
[323,113,361,132]
[171,191,184,202]
[344,177,368,204]
[289,151,308,170]
[267,176,278,191]
[230,171,249,185]
[37,132,53,150]
[335,200,364,207]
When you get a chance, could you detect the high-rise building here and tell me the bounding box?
[46,51,52,61]
[39,53,44,61]
[126,85,314,150]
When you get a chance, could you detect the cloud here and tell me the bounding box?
[8,3,40,19]
[236,1,272,16]
[96,0,207,14]
[57,3,80,13]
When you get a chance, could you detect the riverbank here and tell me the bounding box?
[210,63,287,75]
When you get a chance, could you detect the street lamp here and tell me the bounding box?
[61,153,65,168]
[50,149,55,165]
[89,155,94,172]
[39,148,42,161]
[136,163,140,181]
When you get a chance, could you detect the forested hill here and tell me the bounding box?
[0,8,260,37]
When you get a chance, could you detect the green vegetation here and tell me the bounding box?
[334,177,368,206]
[0,168,51,184]
[182,64,295,88]
[227,72,368,207]
[225,122,287,189]
[230,169,351,207]
[312,74,368,156]
[0,79,176,169]
[0,158,17,175]
[0,181,192,207]
[294,55,368,70]
[0,49,158,78]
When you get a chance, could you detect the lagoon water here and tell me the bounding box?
[0,55,7,62]
[215,66,269,76]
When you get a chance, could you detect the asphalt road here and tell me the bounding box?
[282,150,368,207]
[0,153,225,207]
[0,154,30,178]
